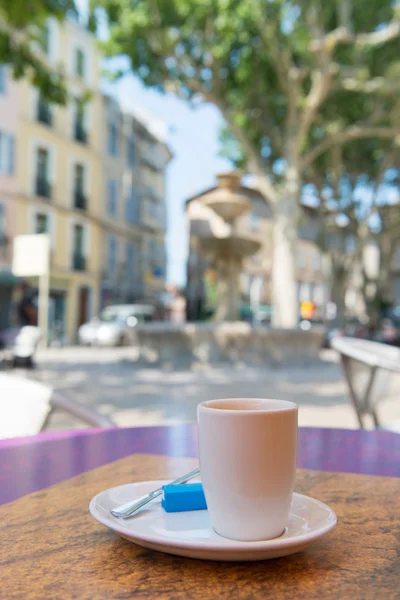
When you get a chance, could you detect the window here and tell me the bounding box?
[0,202,5,239]
[107,179,118,216]
[312,249,321,272]
[126,242,135,277]
[127,136,135,168]
[157,242,164,264]
[125,186,137,224]
[107,122,118,157]
[249,212,259,232]
[299,282,312,303]
[74,164,86,210]
[39,22,50,55]
[74,99,87,143]
[37,93,52,126]
[107,236,117,275]
[0,132,14,174]
[313,284,325,306]
[0,66,6,95]
[72,223,85,271]
[296,247,307,269]
[35,147,51,198]
[75,164,85,193]
[37,148,48,180]
[149,239,157,263]
[75,48,85,79]
[34,212,49,234]
[345,234,357,253]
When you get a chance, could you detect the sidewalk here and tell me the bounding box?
[35,347,400,431]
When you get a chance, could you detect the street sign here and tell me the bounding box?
[12,234,50,348]
[12,234,50,277]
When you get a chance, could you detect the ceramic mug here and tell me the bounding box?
[198,398,298,541]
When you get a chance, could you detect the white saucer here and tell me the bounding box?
[89,480,337,561]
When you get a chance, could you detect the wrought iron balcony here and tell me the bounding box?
[74,122,88,144]
[37,102,52,126]
[35,177,51,199]
[72,253,86,271]
[74,190,87,210]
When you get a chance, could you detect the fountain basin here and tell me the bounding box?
[202,191,252,222]
[199,236,261,260]
[134,322,325,367]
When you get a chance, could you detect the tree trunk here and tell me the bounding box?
[331,264,347,329]
[271,172,300,329]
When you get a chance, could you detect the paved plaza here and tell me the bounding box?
[35,346,400,432]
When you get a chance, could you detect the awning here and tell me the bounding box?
[0,270,19,286]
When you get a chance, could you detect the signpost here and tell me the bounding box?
[12,234,50,347]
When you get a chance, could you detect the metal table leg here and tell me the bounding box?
[341,355,379,428]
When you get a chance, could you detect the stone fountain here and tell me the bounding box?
[197,172,261,321]
[133,172,325,367]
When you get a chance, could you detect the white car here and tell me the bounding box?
[78,304,154,346]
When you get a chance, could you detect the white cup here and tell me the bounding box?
[198,398,298,541]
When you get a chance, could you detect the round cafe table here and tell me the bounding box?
[1,424,399,506]
[1,425,400,600]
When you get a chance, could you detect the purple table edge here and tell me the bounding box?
[1,425,399,506]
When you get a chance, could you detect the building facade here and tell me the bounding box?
[13,18,104,342]
[185,174,328,321]
[100,96,142,307]
[0,18,171,342]
[0,64,18,329]
[100,98,171,309]
[133,112,171,302]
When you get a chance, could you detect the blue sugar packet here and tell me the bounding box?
[162,482,207,512]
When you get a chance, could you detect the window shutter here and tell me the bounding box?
[0,66,6,94]
[0,132,5,172]
[7,134,15,174]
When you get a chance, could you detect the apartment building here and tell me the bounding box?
[185,173,328,321]
[133,112,171,302]
[12,18,104,342]
[100,95,142,306]
[100,98,171,308]
[0,17,171,342]
[0,64,18,329]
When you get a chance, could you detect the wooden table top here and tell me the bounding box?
[1,453,399,599]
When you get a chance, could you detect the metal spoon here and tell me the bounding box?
[110,467,200,519]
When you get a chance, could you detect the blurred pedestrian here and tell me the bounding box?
[17,287,37,327]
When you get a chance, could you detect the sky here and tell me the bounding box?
[113,76,231,286]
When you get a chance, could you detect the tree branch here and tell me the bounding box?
[355,20,400,47]
[252,5,301,147]
[302,125,400,169]
[310,18,400,53]
[183,76,279,203]
[295,7,339,156]
[337,0,353,33]
[223,116,278,202]
[295,65,336,154]
[337,75,400,95]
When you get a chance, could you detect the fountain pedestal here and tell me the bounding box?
[197,172,261,321]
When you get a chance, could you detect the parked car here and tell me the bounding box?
[78,304,154,346]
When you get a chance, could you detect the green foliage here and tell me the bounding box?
[218,126,246,168]
[99,0,400,183]
[0,0,77,104]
